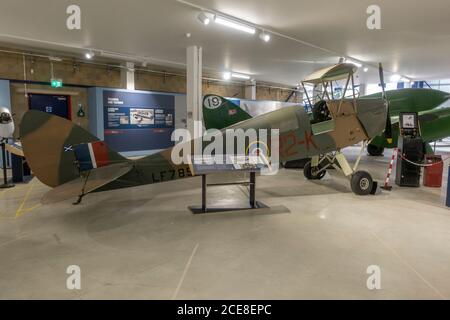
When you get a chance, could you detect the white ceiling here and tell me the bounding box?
[0,0,449,86]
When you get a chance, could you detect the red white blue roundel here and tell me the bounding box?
[247,141,270,158]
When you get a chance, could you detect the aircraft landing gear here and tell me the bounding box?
[303,161,326,180]
[367,144,384,156]
[350,171,374,196]
[304,142,378,196]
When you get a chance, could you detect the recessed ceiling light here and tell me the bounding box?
[214,15,256,35]
[259,31,271,42]
[222,71,231,80]
[232,73,251,80]
[197,12,210,26]
[363,67,369,72]
[85,51,95,59]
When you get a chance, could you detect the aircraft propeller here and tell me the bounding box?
[378,63,393,144]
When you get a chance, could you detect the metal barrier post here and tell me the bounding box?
[446,166,450,207]
[202,175,207,213]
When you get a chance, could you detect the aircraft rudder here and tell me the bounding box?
[20,110,125,187]
[202,94,252,130]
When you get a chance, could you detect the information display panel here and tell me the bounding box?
[103,90,175,152]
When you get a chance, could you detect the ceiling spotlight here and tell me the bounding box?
[214,15,256,34]
[197,12,210,26]
[85,51,95,59]
[232,73,251,80]
[363,67,369,72]
[390,74,402,82]
[223,71,231,80]
[259,31,271,42]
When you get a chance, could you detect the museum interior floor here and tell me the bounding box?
[1,147,450,299]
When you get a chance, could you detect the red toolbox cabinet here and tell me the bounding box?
[423,155,443,187]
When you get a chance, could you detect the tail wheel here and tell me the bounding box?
[351,171,373,196]
[367,144,384,157]
[303,161,326,180]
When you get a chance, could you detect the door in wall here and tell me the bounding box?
[28,94,71,120]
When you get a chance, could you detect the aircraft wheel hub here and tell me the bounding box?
[360,178,370,190]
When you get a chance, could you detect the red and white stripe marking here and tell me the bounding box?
[383,148,398,189]
[87,143,98,169]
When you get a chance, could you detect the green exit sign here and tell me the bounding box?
[51,79,63,88]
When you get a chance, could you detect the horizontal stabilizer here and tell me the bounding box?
[41,162,133,204]
[5,141,24,157]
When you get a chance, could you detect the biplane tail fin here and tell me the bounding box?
[202,94,252,130]
[20,110,127,188]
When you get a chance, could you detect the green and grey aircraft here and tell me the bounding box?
[362,89,450,155]
[206,87,450,157]
[20,63,390,203]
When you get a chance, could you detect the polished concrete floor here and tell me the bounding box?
[1,147,450,299]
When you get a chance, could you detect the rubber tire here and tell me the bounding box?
[303,161,326,180]
[351,171,373,196]
[367,144,385,157]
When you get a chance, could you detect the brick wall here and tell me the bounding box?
[0,49,298,136]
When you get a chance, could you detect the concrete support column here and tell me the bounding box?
[358,83,367,97]
[120,62,135,90]
[186,46,203,139]
[245,80,256,100]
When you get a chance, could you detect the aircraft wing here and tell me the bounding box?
[5,141,24,157]
[417,107,450,142]
[389,110,440,127]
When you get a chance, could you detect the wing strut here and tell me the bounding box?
[72,171,91,205]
